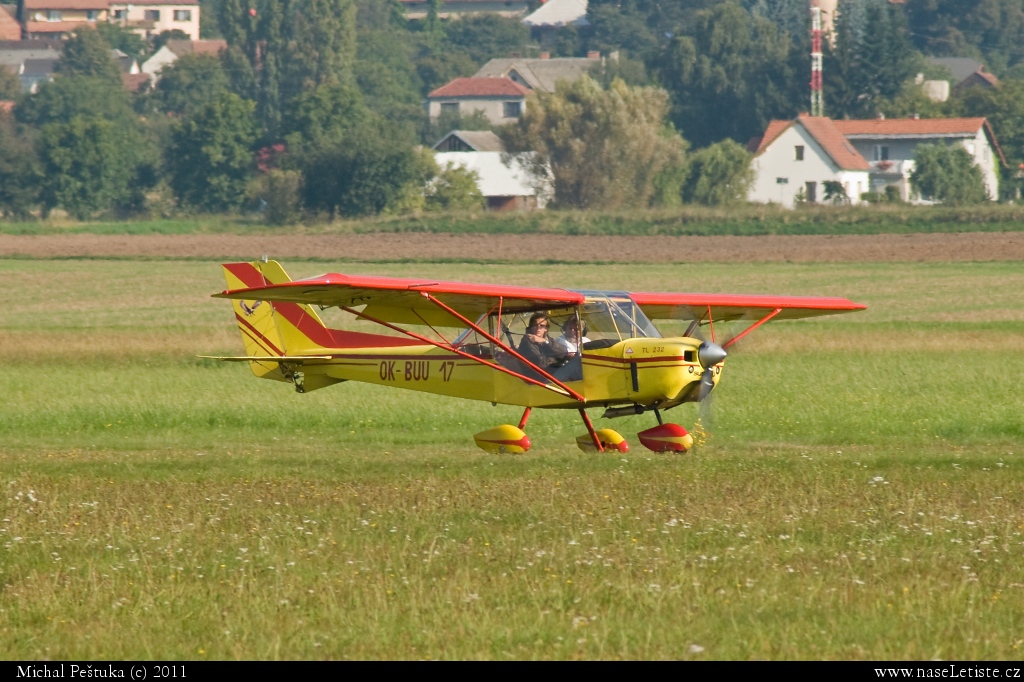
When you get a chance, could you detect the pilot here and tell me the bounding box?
[553,317,589,359]
[518,313,560,370]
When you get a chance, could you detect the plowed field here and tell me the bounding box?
[3,230,1024,261]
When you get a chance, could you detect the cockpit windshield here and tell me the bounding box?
[574,291,660,349]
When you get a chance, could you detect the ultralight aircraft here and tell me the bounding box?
[208,260,865,453]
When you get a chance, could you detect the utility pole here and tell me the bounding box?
[810,0,824,117]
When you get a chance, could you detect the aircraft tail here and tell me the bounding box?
[221,260,342,391]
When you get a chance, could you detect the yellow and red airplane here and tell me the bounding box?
[209,260,865,454]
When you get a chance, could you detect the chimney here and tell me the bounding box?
[587,50,600,60]
[912,113,920,120]
[877,112,886,120]
[540,51,550,60]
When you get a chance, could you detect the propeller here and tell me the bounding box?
[692,340,727,440]
[697,341,727,400]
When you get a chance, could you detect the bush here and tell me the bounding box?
[910,144,988,205]
[823,180,850,205]
[425,162,483,212]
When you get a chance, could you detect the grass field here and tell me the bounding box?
[1,258,1023,660]
[3,203,1024,237]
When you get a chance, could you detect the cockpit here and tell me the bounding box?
[452,291,662,383]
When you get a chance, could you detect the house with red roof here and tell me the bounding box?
[749,114,1005,206]
[833,117,1004,201]
[748,114,871,208]
[427,77,531,125]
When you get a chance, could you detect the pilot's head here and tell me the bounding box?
[527,313,550,336]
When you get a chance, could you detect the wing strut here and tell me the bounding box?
[422,292,586,403]
[339,306,575,399]
[722,308,783,349]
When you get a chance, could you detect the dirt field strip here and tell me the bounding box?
[3,231,1024,262]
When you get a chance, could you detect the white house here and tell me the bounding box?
[832,117,1005,202]
[108,0,200,40]
[141,39,226,77]
[427,77,530,125]
[748,114,871,207]
[434,151,550,211]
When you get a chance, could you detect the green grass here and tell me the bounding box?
[4,203,1024,236]
[1,258,1023,659]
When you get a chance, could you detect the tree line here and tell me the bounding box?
[1,0,1022,220]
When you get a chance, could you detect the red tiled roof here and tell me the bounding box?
[0,6,21,41]
[25,0,107,8]
[428,77,530,99]
[0,100,15,113]
[122,72,151,92]
[166,39,226,57]
[832,117,988,136]
[755,119,792,153]
[109,0,198,5]
[755,115,870,171]
[799,115,871,171]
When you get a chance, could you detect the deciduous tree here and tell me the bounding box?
[683,139,753,206]
[166,92,257,211]
[38,116,139,219]
[502,76,687,209]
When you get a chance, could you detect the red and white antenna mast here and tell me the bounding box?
[810,0,824,117]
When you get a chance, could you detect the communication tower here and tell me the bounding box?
[810,1,824,117]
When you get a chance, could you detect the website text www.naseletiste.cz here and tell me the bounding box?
[876,668,1022,679]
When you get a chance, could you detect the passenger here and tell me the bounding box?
[553,317,589,359]
[518,313,559,371]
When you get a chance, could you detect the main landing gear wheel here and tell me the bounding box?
[576,429,629,453]
[473,425,531,454]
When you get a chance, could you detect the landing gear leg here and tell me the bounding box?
[579,408,604,452]
[518,407,532,429]
[653,408,664,425]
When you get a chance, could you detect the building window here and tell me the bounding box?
[794,145,804,161]
[86,10,99,20]
[805,181,817,203]
[440,102,459,115]
[47,10,62,20]
[873,145,889,161]
[145,9,161,21]
[112,9,124,19]
[174,9,191,21]
[503,101,522,118]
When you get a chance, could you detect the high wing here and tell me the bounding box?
[215,272,586,327]
[629,293,866,322]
